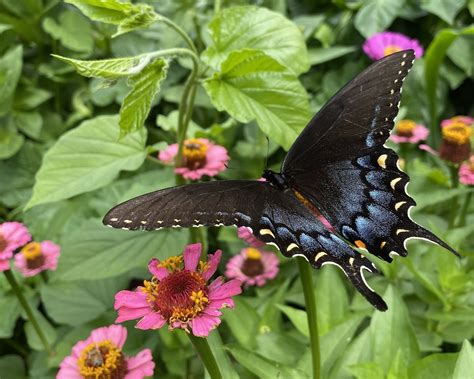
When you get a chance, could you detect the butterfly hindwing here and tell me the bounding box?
[282,50,457,262]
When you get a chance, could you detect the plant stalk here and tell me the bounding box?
[297,257,321,379]
[448,164,460,228]
[4,270,52,355]
[457,191,472,227]
[188,334,223,379]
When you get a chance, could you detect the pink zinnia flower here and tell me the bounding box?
[441,116,474,128]
[0,222,31,272]
[459,156,474,186]
[57,324,154,379]
[225,247,279,287]
[159,138,229,180]
[363,31,424,61]
[238,227,265,248]
[114,243,241,337]
[390,119,429,144]
[14,241,60,277]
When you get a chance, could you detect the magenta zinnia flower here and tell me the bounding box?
[441,116,474,128]
[238,227,265,248]
[114,243,241,337]
[0,222,31,272]
[14,241,60,277]
[459,156,474,186]
[363,31,424,61]
[390,119,429,144]
[225,247,279,287]
[57,324,154,379]
[159,138,229,180]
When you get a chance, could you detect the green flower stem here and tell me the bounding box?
[215,0,222,13]
[457,191,472,227]
[188,334,223,379]
[448,164,460,228]
[296,257,321,379]
[159,16,198,55]
[4,270,53,355]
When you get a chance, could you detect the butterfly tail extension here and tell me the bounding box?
[313,253,388,311]
[410,225,460,257]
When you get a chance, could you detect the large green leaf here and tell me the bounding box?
[408,353,458,379]
[53,221,189,281]
[0,355,25,379]
[66,0,157,36]
[26,115,147,209]
[453,340,474,379]
[203,6,309,75]
[420,0,466,24]
[354,0,404,38]
[42,10,93,53]
[369,285,420,373]
[203,49,311,150]
[24,309,57,351]
[308,46,357,66]
[277,305,309,336]
[0,292,20,338]
[223,297,260,348]
[119,58,168,135]
[0,124,24,160]
[0,45,22,116]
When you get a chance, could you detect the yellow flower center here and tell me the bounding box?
[183,139,208,169]
[158,256,183,272]
[396,119,416,136]
[0,233,7,251]
[245,248,262,260]
[442,123,472,145]
[449,116,473,127]
[77,340,127,379]
[21,242,45,270]
[384,45,402,56]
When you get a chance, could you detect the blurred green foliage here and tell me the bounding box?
[0,0,473,378]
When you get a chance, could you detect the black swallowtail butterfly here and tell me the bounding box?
[104,50,458,311]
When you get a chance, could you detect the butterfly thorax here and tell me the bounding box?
[262,170,289,190]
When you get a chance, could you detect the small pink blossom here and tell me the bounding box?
[159,138,229,180]
[363,31,424,61]
[441,116,474,128]
[238,227,265,248]
[114,243,241,337]
[14,241,60,277]
[0,222,31,269]
[459,156,474,186]
[57,324,154,379]
[419,144,438,155]
[390,119,429,144]
[225,247,279,287]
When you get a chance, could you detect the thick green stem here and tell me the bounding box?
[448,164,460,228]
[214,0,221,13]
[4,270,52,355]
[457,192,472,227]
[188,334,222,379]
[297,258,321,379]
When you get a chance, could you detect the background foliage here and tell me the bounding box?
[0,0,473,378]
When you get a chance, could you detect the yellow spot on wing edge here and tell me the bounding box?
[377,154,388,169]
[287,243,299,252]
[396,229,410,235]
[259,229,275,238]
[390,177,402,189]
[349,257,355,266]
[395,201,406,211]
[314,251,327,262]
[380,241,386,249]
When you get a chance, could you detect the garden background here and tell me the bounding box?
[0,0,473,378]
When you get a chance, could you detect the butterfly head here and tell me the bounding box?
[262,169,289,190]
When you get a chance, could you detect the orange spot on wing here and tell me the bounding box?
[355,240,367,249]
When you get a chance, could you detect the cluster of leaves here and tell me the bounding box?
[0,0,473,378]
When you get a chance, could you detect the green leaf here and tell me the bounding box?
[447,36,474,76]
[207,331,239,379]
[13,87,52,110]
[277,305,309,336]
[228,346,307,379]
[24,310,57,351]
[0,355,26,379]
[424,26,474,143]
[354,0,404,38]
[420,0,466,24]
[119,58,168,136]
[308,46,357,66]
[349,362,385,379]
[369,285,420,373]
[203,49,311,150]
[453,340,474,379]
[0,45,22,116]
[66,0,157,36]
[26,115,147,209]
[0,125,24,160]
[203,6,309,75]
[223,297,260,348]
[53,221,189,281]
[53,54,151,79]
[13,111,42,139]
[408,353,458,379]
[42,10,93,53]
[0,292,20,338]
[156,110,203,137]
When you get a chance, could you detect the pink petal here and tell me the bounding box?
[148,258,169,280]
[114,290,148,309]
[0,259,10,272]
[104,324,127,348]
[183,243,202,271]
[158,144,178,163]
[125,349,155,379]
[136,312,167,330]
[116,307,151,323]
[190,315,221,337]
[202,250,222,281]
[209,278,242,300]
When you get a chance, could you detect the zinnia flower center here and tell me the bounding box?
[21,242,45,269]
[77,340,127,379]
[442,123,471,145]
[183,139,208,169]
[0,233,7,251]
[384,45,402,56]
[396,119,416,136]
[241,248,264,277]
[145,269,209,323]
